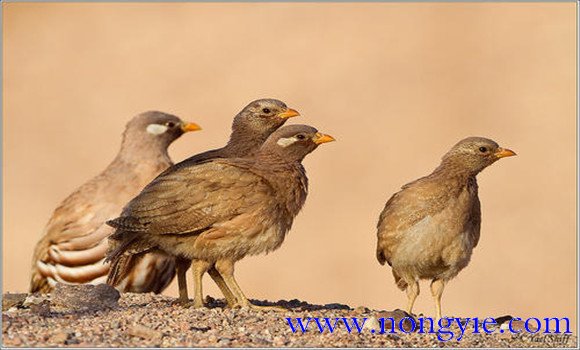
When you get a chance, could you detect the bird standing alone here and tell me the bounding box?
[376,137,516,319]
[106,125,335,310]
[30,111,201,293]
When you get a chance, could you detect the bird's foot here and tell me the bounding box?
[171,298,189,306]
[172,298,205,308]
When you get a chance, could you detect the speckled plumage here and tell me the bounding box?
[29,111,200,293]
[376,137,516,319]
[106,125,335,310]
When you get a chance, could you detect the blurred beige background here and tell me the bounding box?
[3,3,576,327]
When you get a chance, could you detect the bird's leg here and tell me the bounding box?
[214,259,286,312]
[214,259,248,305]
[174,257,191,304]
[430,279,446,320]
[207,266,237,307]
[191,259,211,308]
[406,280,419,315]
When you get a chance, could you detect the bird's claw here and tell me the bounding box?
[172,298,205,308]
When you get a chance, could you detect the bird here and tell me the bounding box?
[29,111,201,293]
[106,124,335,310]
[375,137,516,319]
[105,98,300,302]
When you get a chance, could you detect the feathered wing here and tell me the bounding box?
[106,159,276,285]
[376,178,451,267]
[30,183,119,293]
[30,164,178,294]
[110,160,271,235]
[468,188,482,249]
[102,151,227,293]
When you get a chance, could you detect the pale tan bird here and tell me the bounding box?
[30,111,200,293]
[376,137,516,319]
[106,125,335,310]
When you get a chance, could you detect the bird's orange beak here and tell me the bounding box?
[277,108,300,119]
[181,122,202,132]
[313,132,336,145]
[494,147,517,158]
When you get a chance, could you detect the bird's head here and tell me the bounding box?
[441,136,516,174]
[125,111,201,149]
[232,99,300,138]
[259,124,335,162]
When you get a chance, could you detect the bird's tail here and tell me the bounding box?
[105,231,140,287]
[376,248,387,265]
[109,250,177,294]
[105,230,176,294]
[29,265,51,294]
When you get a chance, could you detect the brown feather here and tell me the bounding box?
[30,111,188,293]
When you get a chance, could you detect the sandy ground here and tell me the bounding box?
[2,291,577,348]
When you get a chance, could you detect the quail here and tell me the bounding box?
[376,137,516,319]
[106,99,300,302]
[106,124,335,310]
[30,111,201,293]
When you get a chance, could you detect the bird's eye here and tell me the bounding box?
[262,108,271,114]
[479,147,488,153]
[165,122,176,128]
[296,134,306,140]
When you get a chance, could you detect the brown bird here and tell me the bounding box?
[106,124,335,310]
[29,111,201,293]
[376,137,516,319]
[106,99,300,302]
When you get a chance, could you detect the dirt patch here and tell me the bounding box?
[2,293,576,347]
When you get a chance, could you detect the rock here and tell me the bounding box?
[191,325,211,332]
[2,315,10,333]
[2,293,27,311]
[21,294,51,315]
[363,316,380,332]
[285,299,309,309]
[218,337,231,346]
[354,306,370,314]
[29,300,51,316]
[378,308,411,319]
[127,324,162,340]
[65,336,81,345]
[179,322,190,332]
[49,332,70,344]
[324,303,350,310]
[52,283,119,311]
[377,309,416,332]
[508,320,526,332]
[273,335,286,346]
[11,337,22,346]
[495,315,514,325]
[207,334,218,343]
[22,294,48,307]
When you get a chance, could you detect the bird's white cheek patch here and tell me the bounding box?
[277,137,297,147]
[146,124,169,135]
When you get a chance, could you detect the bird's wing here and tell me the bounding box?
[376,178,448,266]
[30,183,120,292]
[109,159,274,236]
[469,196,482,248]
